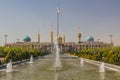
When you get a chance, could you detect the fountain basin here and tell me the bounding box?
[0,55,120,80]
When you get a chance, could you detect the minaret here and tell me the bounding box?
[50,26,53,43]
[63,34,65,43]
[78,31,81,43]
[38,32,40,43]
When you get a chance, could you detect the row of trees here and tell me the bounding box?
[0,46,49,65]
[66,46,120,65]
[1,46,120,65]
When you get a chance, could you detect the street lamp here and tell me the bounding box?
[109,35,113,46]
[4,35,8,45]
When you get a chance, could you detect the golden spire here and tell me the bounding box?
[50,25,53,43]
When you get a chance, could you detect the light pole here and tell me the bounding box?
[57,0,60,39]
[4,35,8,45]
[109,35,113,46]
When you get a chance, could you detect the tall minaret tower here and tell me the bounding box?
[38,32,40,43]
[50,26,53,43]
[78,30,81,43]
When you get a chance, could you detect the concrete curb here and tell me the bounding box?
[83,58,120,72]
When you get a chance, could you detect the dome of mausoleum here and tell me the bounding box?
[23,35,31,42]
[86,35,94,41]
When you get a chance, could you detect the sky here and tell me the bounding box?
[0,0,120,46]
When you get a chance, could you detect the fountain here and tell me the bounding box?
[6,60,13,73]
[80,58,84,64]
[0,54,120,80]
[99,62,105,72]
[54,41,62,70]
[29,55,33,63]
[80,58,84,67]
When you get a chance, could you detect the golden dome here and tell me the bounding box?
[55,36,62,43]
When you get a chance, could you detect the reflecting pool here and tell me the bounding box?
[0,54,120,80]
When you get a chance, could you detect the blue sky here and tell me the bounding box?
[0,0,120,46]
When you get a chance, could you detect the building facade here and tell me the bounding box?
[5,30,113,53]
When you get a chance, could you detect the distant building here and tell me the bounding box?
[5,28,112,53]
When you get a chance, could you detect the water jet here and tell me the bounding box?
[6,60,13,73]
[80,58,84,64]
[54,41,62,70]
[29,55,33,63]
[99,62,105,72]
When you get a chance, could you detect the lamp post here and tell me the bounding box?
[109,35,113,46]
[4,35,8,45]
[57,0,60,39]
